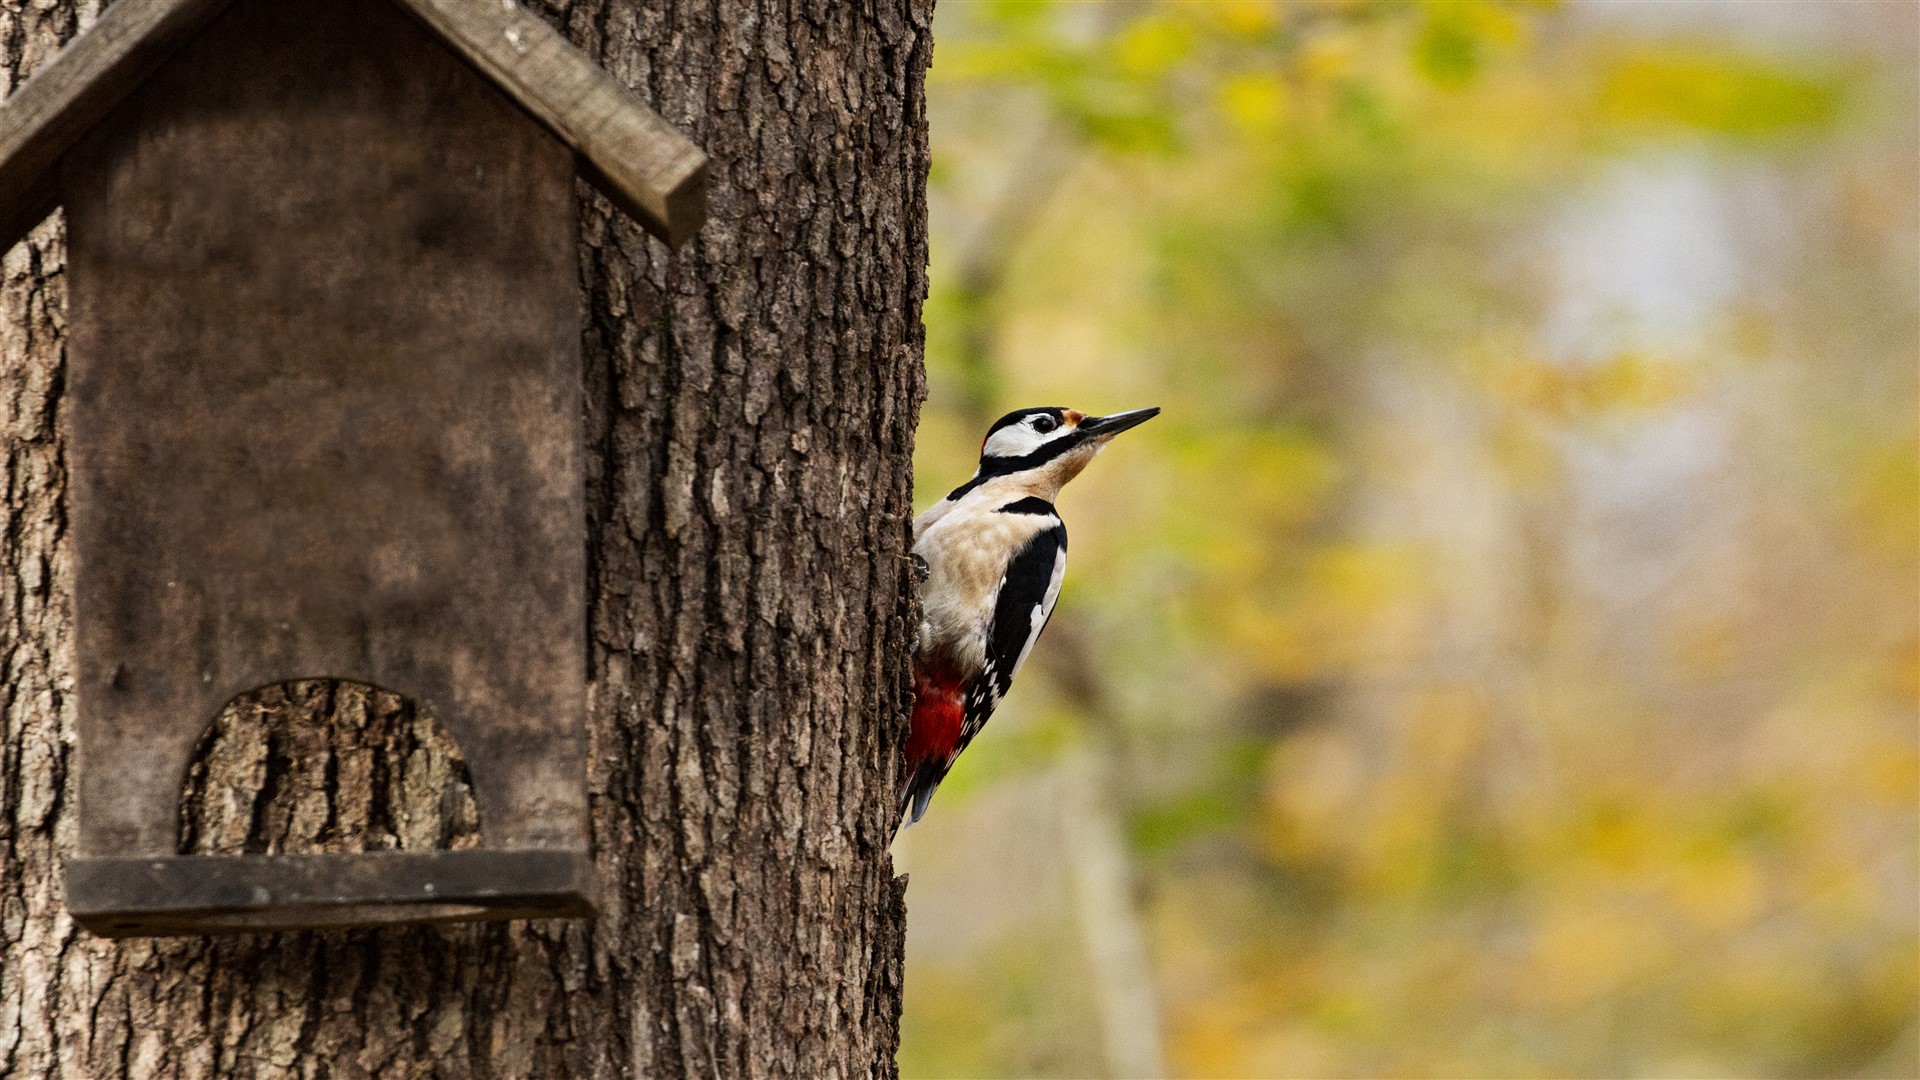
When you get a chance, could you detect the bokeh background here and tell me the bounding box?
[892,2,1918,1077]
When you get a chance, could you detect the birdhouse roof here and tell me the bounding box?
[0,0,707,254]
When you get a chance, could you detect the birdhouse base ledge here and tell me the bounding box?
[66,850,597,937]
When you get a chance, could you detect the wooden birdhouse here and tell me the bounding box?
[0,0,705,936]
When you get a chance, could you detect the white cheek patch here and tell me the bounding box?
[982,425,1043,458]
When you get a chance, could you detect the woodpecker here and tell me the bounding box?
[900,405,1160,825]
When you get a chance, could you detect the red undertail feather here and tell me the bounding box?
[901,656,966,825]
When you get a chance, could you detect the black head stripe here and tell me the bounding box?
[976,427,1089,477]
[984,407,1067,440]
[945,476,985,502]
[947,408,1081,498]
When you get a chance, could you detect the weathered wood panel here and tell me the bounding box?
[396,0,708,245]
[0,0,229,253]
[64,0,586,868]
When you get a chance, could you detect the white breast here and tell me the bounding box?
[913,493,1057,675]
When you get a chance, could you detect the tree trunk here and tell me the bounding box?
[0,0,930,1075]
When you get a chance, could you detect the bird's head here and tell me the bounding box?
[972,406,1160,497]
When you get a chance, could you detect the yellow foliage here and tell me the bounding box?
[1200,0,1283,39]
[1598,47,1843,139]
[1849,438,1920,558]
[1298,28,1361,86]
[1218,72,1290,138]
[906,1,1916,1077]
[1525,902,1668,1010]
[1476,348,1699,422]
[1112,16,1197,79]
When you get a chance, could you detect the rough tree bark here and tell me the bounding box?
[0,0,931,1076]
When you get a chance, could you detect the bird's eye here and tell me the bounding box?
[1032,415,1059,434]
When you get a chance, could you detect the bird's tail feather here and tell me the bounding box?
[898,759,946,827]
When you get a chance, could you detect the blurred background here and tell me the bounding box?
[892,2,1918,1077]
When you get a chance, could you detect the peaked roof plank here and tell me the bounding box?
[395,0,708,246]
[0,0,706,255]
[0,0,233,254]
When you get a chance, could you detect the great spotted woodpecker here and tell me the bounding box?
[900,405,1160,825]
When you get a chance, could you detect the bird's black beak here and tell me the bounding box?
[1078,407,1160,438]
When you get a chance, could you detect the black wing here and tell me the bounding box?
[958,519,1067,750]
